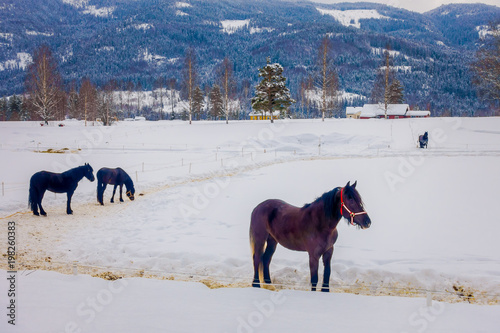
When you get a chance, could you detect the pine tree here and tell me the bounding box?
[192,86,204,120]
[0,97,7,121]
[209,84,223,120]
[387,79,404,104]
[251,57,295,123]
[8,94,21,121]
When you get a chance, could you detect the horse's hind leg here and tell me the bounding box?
[262,236,277,285]
[111,185,117,203]
[66,191,74,215]
[250,228,268,288]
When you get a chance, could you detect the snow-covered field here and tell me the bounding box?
[1,117,500,332]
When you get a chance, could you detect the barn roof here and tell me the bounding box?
[360,104,409,118]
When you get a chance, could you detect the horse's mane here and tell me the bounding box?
[302,187,340,220]
[302,186,364,220]
[61,165,87,177]
[122,171,134,189]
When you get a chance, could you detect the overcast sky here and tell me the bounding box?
[311,0,500,13]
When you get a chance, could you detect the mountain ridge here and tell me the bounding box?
[0,0,499,115]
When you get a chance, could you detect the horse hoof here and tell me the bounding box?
[321,288,330,293]
[252,282,261,288]
[33,212,39,216]
[110,200,114,203]
[67,211,73,215]
[120,199,124,202]
[41,212,47,216]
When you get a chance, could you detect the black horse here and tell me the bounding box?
[250,181,371,292]
[419,132,428,148]
[29,163,95,216]
[97,167,135,205]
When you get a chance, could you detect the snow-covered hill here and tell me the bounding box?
[1,117,499,331]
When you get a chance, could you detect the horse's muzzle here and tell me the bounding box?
[361,216,371,229]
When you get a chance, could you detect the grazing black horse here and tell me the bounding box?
[250,181,371,292]
[97,167,135,205]
[419,132,428,148]
[29,163,95,216]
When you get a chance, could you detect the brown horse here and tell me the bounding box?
[97,167,135,205]
[249,181,371,291]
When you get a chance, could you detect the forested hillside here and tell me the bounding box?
[0,0,499,117]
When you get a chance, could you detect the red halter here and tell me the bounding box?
[340,187,367,226]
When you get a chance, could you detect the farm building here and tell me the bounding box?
[346,104,430,119]
[346,107,363,119]
[249,111,280,120]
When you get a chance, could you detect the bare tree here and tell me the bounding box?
[167,78,177,119]
[97,80,117,126]
[67,81,79,119]
[79,78,97,126]
[371,45,398,118]
[136,81,143,115]
[471,22,500,106]
[217,57,235,124]
[25,44,62,124]
[154,76,166,119]
[315,37,339,121]
[182,48,198,124]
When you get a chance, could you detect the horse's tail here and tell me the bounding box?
[96,171,104,205]
[97,180,104,205]
[28,177,37,212]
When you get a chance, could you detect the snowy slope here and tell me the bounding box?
[0,117,500,331]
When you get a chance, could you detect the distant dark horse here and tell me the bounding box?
[29,163,95,216]
[97,167,135,205]
[419,132,428,148]
[250,181,371,292]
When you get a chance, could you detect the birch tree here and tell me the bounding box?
[182,48,198,124]
[25,44,62,124]
[217,57,235,124]
[315,37,339,121]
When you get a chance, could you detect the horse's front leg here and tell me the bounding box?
[308,254,320,291]
[119,184,124,202]
[67,191,74,215]
[111,185,117,203]
[321,247,334,292]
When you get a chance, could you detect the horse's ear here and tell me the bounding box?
[352,181,357,188]
[345,181,350,188]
